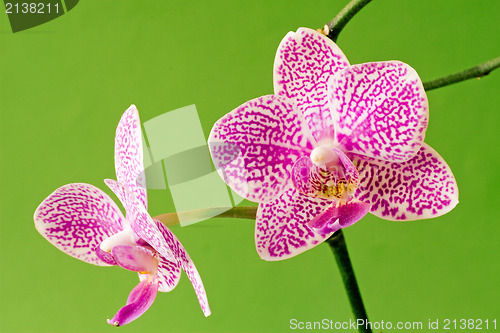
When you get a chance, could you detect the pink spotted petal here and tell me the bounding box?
[255,186,332,261]
[307,198,371,236]
[107,276,159,327]
[34,183,125,266]
[104,179,176,262]
[274,27,350,142]
[208,94,314,203]
[153,255,182,292]
[111,245,158,274]
[156,221,211,317]
[329,61,429,162]
[115,105,148,210]
[353,143,459,220]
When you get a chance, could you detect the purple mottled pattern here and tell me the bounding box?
[255,186,333,261]
[34,183,125,266]
[156,221,211,317]
[105,179,176,262]
[115,105,148,210]
[274,27,349,142]
[154,255,181,292]
[208,95,314,203]
[329,62,428,162]
[353,143,459,220]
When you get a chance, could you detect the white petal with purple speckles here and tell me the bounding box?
[104,179,176,262]
[115,105,148,210]
[34,183,125,266]
[274,27,350,142]
[329,61,428,162]
[353,143,459,220]
[154,255,181,292]
[255,186,332,261]
[156,221,211,317]
[208,95,314,203]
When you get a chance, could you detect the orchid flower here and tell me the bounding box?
[208,28,458,261]
[34,105,210,326]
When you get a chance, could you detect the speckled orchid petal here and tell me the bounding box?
[307,198,371,236]
[111,245,158,274]
[255,186,332,261]
[104,179,176,262]
[274,27,350,142]
[156,220,211,317]
[353,143,459,220]
[115,105,148,209]
[107,276,159,327]
[208,94,314,203]
[151,255,182,292]
[329,61,428,162]
[34,183,125,266]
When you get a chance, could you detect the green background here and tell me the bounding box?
[1,1,499,332]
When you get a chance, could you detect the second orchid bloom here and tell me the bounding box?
[34,106,210,326]
[209,28,458,261]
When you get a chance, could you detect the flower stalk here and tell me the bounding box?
[326,0,373,42]
[154,206,258,226]
[326,230,372,333]
[423,56,500,91]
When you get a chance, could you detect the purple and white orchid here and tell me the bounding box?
[34,105,210,326]
[208,28,458,261]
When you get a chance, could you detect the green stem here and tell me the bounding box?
[153,206,257,227]
[326,231,372,333]
[423,56,500,91]
[326,0,373,42]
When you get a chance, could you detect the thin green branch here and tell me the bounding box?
[153,206,257,227]
[423,56,500,91]
[326,0,373,42]
[326,231,372,333]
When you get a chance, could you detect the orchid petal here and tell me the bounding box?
[104,179,176,262]
[34,183,125,266]
[307,198,371,236]
[153,255,182,292]
[274,27,350,142]
[353,143,459,220]
[107,276,159,327]
[115,105,148,210]
[156,220,211,317]
[255,186,332,261]
[111,245,158,274]
[329,61,428,162]
[208,94,314,203]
